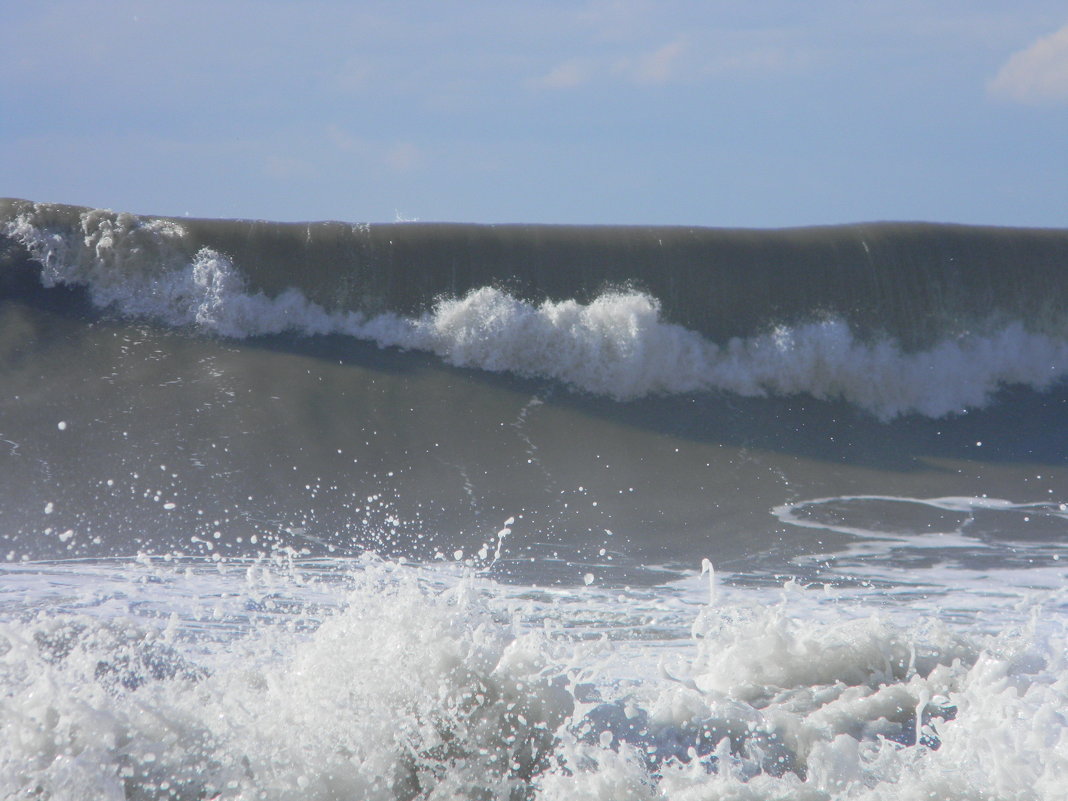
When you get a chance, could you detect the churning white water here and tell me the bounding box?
[2,550,1066,800]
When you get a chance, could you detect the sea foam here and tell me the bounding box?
[2,556,1066,800]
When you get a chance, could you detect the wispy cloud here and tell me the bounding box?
[263,155,316,180]
[326,124,364,153]
[326,126,423,173]
[530,27,810,93]
[989,23,1068,104]
[531,38,688,89]
[384,142,422,172]
[620,38,687,84]
[529,39,687,90]
[332,58,375,94]
[530,60,594,89]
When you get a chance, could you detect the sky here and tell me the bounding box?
[2,1,1067,228]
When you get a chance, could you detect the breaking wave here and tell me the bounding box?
[5,202,1068,419]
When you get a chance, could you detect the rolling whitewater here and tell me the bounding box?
[2,197,1068,799]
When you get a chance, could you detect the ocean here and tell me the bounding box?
[2,197,1067,799]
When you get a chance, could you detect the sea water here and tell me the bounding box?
[2,199,1068,799]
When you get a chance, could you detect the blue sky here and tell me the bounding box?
[3,1,1067,227]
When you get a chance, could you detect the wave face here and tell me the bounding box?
[4,198,1068,419]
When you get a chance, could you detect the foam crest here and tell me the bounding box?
[405,291,1068,418]
[7,205,1068,419]
[406,288,711,399]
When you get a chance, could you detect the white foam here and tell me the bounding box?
[774,494,1068,552]
[8,206,1068,419]
[0,559,575,799]
[401,289,1068,419]
[1,556,1067,800]
[541,587,1068,801]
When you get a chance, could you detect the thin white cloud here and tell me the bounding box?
[263,155,316,180]
[326,124,361,153]
[384,142,422,172]
[531,60,593,89]
[333,58,374,93]
[326,126,422,173]
[704,44,803,77]
[533,39,686,90]
[623,38,687,85]
[989,23,1068,104]
[531,28,810,93]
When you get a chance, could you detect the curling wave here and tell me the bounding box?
[4,200,1068,419]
